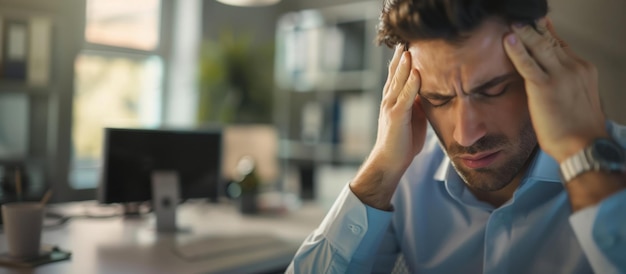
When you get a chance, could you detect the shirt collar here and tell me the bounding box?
[523,149,561,183]
[434,155,450,182]
[433,147,562,184]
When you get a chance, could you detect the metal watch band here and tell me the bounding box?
[559,138,626,183]
[559,147,594,183]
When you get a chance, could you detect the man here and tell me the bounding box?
[288,0,626,273]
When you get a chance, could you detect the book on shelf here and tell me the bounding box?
[27,16,51,87]
[2,19,28,80]
[0,16,51,87]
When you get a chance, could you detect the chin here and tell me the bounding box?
[465,177,512,192]
[453,160,520,192]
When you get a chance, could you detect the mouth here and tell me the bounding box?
[458,150,501,169]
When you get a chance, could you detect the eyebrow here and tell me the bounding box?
[419,72,517,99]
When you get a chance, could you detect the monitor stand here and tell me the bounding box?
[151,171,189,233]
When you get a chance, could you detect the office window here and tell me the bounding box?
[85,0,160,51]
[70,53,162,189]
[70,0,164,190]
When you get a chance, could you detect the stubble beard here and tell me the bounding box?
[435,120,538,192]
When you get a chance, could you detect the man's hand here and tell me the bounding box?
[504,18,625,211]
[349,45,426,210]
[503,18,608,163]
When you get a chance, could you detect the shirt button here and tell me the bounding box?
[348,224,362,235]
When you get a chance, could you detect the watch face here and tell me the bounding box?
[593,139,625,163]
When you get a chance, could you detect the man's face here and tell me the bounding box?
[408,18,538,191]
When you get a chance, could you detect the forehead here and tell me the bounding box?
[408,19,514,93]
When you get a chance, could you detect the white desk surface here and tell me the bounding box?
[0,200,326,274]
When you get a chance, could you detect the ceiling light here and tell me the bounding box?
[216,0,280,7]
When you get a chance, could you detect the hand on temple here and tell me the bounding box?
[349,45,427,210]
[503,17,608,163]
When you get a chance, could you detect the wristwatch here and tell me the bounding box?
[559,138,626,182]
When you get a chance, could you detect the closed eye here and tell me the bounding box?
[421,94,454,107]
[476,83,511,98]
[428,99,451,107]
[420,80,514,107]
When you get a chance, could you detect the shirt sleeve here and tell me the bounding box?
[287,184,396,274]
[569,189,626,274]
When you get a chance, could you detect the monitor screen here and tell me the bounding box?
[98,128,222,204]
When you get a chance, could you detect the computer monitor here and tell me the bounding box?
[98,127,222,205]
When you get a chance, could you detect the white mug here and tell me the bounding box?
[2,202,44,259]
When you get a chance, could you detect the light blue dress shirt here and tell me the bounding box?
[288,122,626,274]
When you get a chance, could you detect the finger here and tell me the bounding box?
[397,68,421,111]
[387,51,412,101]
[545,19,602,117]
[512,20,562,72]
[504,33,549,84]
[541,18,570,62]
[388,44,405,76]
[545,18,583,63]
[545,18,567,48]
[384,44,406,95]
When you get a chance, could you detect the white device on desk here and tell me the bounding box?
[173,234,300,273]
[151,171,180,233]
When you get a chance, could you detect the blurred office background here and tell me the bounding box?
[0,0,624,206]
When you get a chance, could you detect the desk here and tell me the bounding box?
[0,201,325,274]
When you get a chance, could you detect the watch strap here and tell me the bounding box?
[560,147,593,182]
[559,138,626,183]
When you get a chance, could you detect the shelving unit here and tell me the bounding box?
[274,1,391,198]
[0,0,82,203]
[0,81,53,95]
[0,88,52,201]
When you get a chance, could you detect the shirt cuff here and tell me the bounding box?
[318,184,393,261]
[570,189,626,273]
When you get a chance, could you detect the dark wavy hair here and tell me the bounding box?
[376,0,548,47]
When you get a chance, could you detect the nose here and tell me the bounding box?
[452,98,487,147]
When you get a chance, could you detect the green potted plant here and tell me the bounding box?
[197,29,275,125]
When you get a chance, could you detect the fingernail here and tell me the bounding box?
[507,34,517,45]
[401,52,407,62]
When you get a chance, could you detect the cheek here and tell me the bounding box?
[483,84,532,136]
[499,83,530,121]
